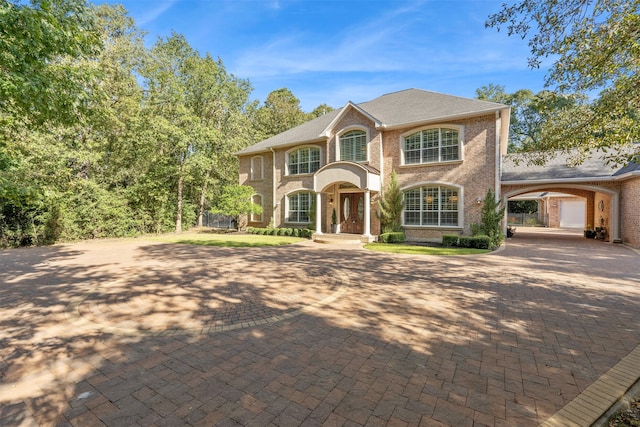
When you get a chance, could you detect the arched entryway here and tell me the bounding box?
[313,162,381,240]
[502,184,621,242]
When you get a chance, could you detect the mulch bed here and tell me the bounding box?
[609,397,640,426]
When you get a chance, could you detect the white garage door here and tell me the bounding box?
[560,200,586,228]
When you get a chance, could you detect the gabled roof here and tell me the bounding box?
[236,88,507,155]
[501,150,640,183]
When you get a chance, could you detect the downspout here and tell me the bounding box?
[496,109,507,235]
[269,147,277,226]
[379,129,384,186]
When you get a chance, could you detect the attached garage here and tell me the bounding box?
[559,200,586,228]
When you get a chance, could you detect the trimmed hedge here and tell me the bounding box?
[379,232,406,243]
[247,227,312,239]
[442,234,459,247]
[444,234,490,249]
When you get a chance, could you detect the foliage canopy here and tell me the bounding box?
[486,0,640,165]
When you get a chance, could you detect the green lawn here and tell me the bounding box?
[364,243,490,255]
[146,230,491,253]
[150,231,306,247]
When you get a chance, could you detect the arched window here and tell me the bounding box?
[288,147,321,175]
[250,156,264,180]
[403,127,461,164]
[286,191,313,223]
[339,130,367,162]
[404,185,460,227]
[250,194,263,222]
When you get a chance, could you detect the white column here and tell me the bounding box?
[363,190,371,237]
[315,192,322,235]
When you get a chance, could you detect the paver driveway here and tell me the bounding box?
[0,229,638,426]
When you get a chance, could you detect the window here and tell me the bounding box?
[403,127,461,164]
[250,156,263,180]
[286,192,313,223]
[404,185,460,227]
[250,194,263,222]
[288,147,320,175]
[339,130,367,162]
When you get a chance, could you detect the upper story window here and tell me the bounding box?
[404,185,460,227]
[286,191,312,223]
[288,147,320,175]
[403,127,462,165]
[339,130,367,162]
[250,156,264,180]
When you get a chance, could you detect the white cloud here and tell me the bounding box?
[136,0,179,27]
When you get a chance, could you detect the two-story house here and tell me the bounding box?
[236,89,510,242]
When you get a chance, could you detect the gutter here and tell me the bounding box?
[501,176,619,185]
[377,107,506,131]
[269,147,277,225]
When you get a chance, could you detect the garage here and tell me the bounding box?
[559,200,586,228]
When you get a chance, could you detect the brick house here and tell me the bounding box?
[236,88,640,247]
[236,89,510,242]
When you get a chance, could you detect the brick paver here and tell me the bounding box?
[0,228,638,426]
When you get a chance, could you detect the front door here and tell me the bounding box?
[340,193,364,234]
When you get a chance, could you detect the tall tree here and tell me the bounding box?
[378,171,405,233]
[0,0,101,125]
[486,0,640,165]
[476,84,585,156]
[254,88,307,139]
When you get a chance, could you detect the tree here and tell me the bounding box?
[0,0,101,125]
[213,185,262,229]
[307,103,335,120]
[378,171,405,233]
[254,88,307,139]
[486,0,640,165]
[476,84,586,155]
[472,189,506,249]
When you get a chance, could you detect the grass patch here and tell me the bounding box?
[150,232,306,247]
[364,243,490,255]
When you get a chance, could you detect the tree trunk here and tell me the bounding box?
[175,171,183,233]
[197,169,210,227]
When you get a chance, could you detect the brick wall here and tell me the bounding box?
[621,176,640,247]
[238,152,274,228]
[382,114,499,240]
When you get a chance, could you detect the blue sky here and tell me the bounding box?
[100,0,551,111]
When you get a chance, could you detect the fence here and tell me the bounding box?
[507,213,544,226]
[201,212,236,229]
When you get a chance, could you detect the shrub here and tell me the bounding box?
[379,232,406,243]
[277,228,287,236]
[473,188,506,249]
[442,234,459,247]
[285,228,293,236]
[472,235,491,249]
[247,227,254,234]
[292,228,300,237]
[458,236,474,248]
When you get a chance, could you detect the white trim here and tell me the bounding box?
[284,189,314,224]
[337,126,370,163]
[250,193,264,223]
[321,102,381,137]
[250,155,264,181]
[399,124,464,166]
[378,108,504,131]
[285,145,323,176]
[400,182,464,228]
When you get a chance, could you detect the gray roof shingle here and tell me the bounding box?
[236,88,507,155]
[501,151,632,182]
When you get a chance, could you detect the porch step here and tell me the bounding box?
[312,233,373,245]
